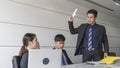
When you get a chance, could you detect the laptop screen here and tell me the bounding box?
[28,49,62,68]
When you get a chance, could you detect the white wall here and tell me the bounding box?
[0,0,120,68]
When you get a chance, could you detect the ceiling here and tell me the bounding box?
[69,0,120,19]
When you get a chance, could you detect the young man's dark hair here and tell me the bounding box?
[54,34,65,42]
[87,9,98,17]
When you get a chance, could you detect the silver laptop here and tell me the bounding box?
[28,49,62,68]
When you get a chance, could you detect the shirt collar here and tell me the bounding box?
[89,23,96,27]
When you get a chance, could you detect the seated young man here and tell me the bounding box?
[53,34,73,65]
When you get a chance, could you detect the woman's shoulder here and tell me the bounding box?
[21,52,28,60]
[20,52,28,68]
[23,52,28,56]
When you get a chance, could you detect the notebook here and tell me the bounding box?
[28,49,62,68]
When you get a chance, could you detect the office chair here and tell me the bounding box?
[108,52,116,56]
[12,56,21,68]
[102,52,116,59]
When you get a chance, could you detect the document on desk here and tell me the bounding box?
[99,56,120,64]
[86,61,101,65]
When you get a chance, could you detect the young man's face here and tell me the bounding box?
[55,41,64,49]
[87,13,96,25]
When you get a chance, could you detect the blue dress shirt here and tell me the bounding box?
[83,24,98,48]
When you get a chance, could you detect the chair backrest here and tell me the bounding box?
[108,52,116,56]
[102,52,116,59]
[12,56,21,68]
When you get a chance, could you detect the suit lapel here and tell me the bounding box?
[95,24,101,40]
[81,24,88,37]
[76,24,88,49]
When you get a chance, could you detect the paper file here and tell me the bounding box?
[72,9,78,17]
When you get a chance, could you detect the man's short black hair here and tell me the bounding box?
[87,9,98,17]
[54,34,65,42]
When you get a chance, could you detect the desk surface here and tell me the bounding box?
[62,61,120,68]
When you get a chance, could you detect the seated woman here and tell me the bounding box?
[19,33,39,68]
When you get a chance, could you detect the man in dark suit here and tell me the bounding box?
[53,34,73,65]
[68,9,109,63]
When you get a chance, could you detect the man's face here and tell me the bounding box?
[87,13,96,25]
[55,41,64,49]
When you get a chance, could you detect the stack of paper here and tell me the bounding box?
[99,56,120,64]
[86,61,100,65]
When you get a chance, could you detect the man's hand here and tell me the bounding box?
[104,52,108,58]
[68,16,74,22]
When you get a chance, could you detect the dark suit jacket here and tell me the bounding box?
[68,21,109,56]
[53,47,73,64]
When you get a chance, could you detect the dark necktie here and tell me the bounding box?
[88,27,92,51]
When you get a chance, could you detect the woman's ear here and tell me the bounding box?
[28,41,32,46]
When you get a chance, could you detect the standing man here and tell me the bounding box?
[68,9,109,63]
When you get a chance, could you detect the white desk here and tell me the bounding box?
[62,61,120,68]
